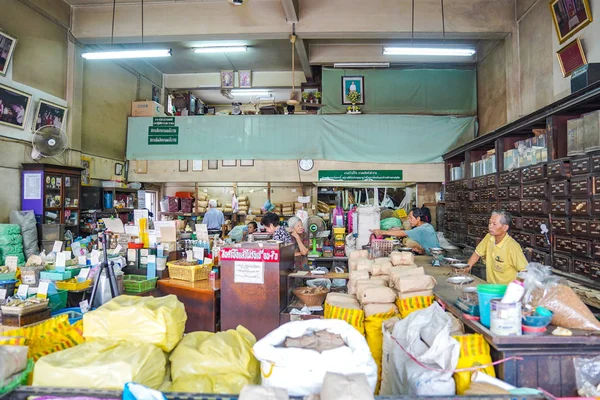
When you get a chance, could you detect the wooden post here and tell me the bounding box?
[194,182,199,214]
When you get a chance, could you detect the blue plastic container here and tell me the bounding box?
[0,279,18,300]
[51,307,84,324]
[477,284,508,328]
[103,192,113,209]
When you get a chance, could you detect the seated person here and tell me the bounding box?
[371,207,440,254]
[288,216,309,270]
[242,221,258,241]
[262,212,294,244]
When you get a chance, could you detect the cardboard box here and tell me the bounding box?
[132,101,164,117]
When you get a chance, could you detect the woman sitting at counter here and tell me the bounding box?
[371,208,440,254]
[287,216,309,270]
[262,212,294,244]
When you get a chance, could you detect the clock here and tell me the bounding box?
[299,159,314,171]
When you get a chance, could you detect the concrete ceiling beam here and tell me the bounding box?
[281,0,299,23]
[294,37,313,80]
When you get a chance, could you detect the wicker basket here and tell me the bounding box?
[293,287,329,307]
[167,261,212,282]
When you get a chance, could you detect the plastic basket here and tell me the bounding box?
[0,271,16,281]
[167,261,212,282]
[40,268,80,281]
[0,279,18,300]
[51,307,84,324]
[48,289,68,312]
[0,358,34,395]
[123,275,159,293]
[56,279,92,291]
[293,287,329,307]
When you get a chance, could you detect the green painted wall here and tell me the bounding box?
[322,68,477,115]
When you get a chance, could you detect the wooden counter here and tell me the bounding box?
[156,278,220,333]
[422,262,600,397]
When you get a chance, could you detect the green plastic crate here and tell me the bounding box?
[48,289,68,312]
[123,275,159,294]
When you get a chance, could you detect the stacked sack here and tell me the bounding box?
[281,202,294,216]
[0,224,25,265]
[33,295,187,390]
[238,196,250,216]
[388,251,436,318]
[197,191,210,213]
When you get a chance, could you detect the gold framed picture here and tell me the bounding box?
[549,0,593,44]
[557,38,587,77]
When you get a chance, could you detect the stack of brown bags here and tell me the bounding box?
[282,202,294,216]
[238,196,250,215]
[387,251,435,302]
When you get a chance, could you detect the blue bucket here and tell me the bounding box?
[477,284,508,328]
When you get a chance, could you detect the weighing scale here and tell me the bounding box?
[430,247,445,266]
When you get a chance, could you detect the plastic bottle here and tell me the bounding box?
[501,280,525,304]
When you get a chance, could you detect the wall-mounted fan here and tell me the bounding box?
[31,125,68,160]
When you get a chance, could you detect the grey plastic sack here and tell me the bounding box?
[10,210,39,259]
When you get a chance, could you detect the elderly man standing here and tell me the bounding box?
[202,199,225,231]
[467,210,528,284]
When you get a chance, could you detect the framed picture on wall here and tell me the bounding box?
[208,160,218,170]
[557,38,587,77]
[240,159,254,167]
[0,30,17,76]
[0,83,32,130]
[222,159,237,167]
[238,70,252,88]
[34,100,67,131]
[115,163,124,176]
[549,0,593,44]
[341,76,364,105]
[221,70,234,89]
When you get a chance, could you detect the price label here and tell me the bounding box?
[17,284,29,299]
[193,247,204,261]
[37,281,49,299]
[78,256,87,266]
[78,268,90,281]
[5,256,18,270]
[52,241,63,253]
[56,252,66,268]
[113,244,122,255]
[0,288,7,299]
[80,300,90,313]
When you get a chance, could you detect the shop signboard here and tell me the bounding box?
[318,169,403,181]
[233,261,264,284]
[220,247,280,262]
[148,126,179,145]
[152,117,175,126]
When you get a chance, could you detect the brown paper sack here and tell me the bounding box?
[198,200,208,208]
[395,275,437,293]
[359,286,397,305]
[395,289,433,300]
[239,385,289,400]
[364,303,398,317]
[372,261,393,276]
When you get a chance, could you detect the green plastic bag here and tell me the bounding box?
[380,217,403,230]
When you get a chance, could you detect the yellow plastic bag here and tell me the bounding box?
[452,334,495,395]
[83,295,186,352]
[364,308,397,394]
[324,302,365,335]
[2,314,84,361]
[169,326,259,394]
[396,295,435,318]
[32,339,167,389]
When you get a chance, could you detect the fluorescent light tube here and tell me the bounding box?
[82,49,172,60]
[193,46,248,53]
[383,47,475,56]
[230,89,270,95]
[333,62,389,68]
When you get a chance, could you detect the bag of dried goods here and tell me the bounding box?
[348,271,370,295]
[390,251,414,266]
[359,287,397,305]
[532,283,600,331]
[33,340,166,389]
[363,303,398,318]
[83,295,187,352]
[396,289,433,300]
[349,258,359,272]
[252,319,377,396]
[364,308,398,394]
[324,299,365,335]
[357,258,374,273]
[170,326,259,394]
[0,346,28,385]
[395,295,435,318]
[394,275,437,294]
[321,372,375,400]
[354,278,387,297]
[452,334,495,395]
[372,261,393,276]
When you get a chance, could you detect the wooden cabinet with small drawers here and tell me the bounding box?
[574,258,592,277]
[486,174,498,187]
[570,176,594,197]
[469,191,480,201]
[571,157,591,175]
[522,217,549,232]
[508,186,521,199]
[554,235,572,253]
[511,216,523,230]
[472,177,486,189]
[590,263,600,281]
[571,219,590,236]
[571,237,592,257]
[571,198,591,216]
[592,155,600,173]
[530,249,550,265]
[499,170,521,186]
[552,217,570,234]
[466,236,478,247]
[520,199,549,215]
[549,180,570,197]
[523,182,548,198]
[551,199,570,215]
[547,160,571,178]
[534,234,550,249]
[512,231,533,248]
[592,198,600,216]
[589,221,600,238]
[593,242,600,259]
[498,187,508,199]
[553,252,572,273]
[522,165,546,182]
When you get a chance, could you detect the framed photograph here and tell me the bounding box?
[0,83,32,130]
[208,160,218,170]
[557,38,587,77]
[178,160,188,172]
[115,163,124,176]
[222,159,237,167]
[34,100,67,131]
[549,0,593,44]
[240,159,254,167]
[341,76,365,105]
[238,70,252,88]
[221,70,234,89]
[65,177,71,187]
[0,31,17,75]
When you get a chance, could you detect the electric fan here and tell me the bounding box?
[306,216,329,257]
[31,125,68,160]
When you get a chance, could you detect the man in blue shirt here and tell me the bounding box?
[371,208,440,254]
[202,199,225,230]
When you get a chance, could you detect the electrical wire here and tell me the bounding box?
[441,0,446,44]
[141,0,144,43]
[411,0,415,47]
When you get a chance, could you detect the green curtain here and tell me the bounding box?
[322,68,477,115]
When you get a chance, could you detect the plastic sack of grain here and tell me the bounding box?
[169,326,259,394]
[9,211,39,259]
[83,295,187,352]
[532,284,600,331]
[33,339,166,389]
[390,251,414,266]
[364,308,398,394]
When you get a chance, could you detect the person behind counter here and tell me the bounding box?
[242,221,258,241]
[287,216,309,270]
[202,199,225,231]
[370,207,440,254]
[262,212,294,244]
[466,210,528,284]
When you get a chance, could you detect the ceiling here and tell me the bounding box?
[188,88,294,106]
[64,0,224,5]
[93,40,302,74]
